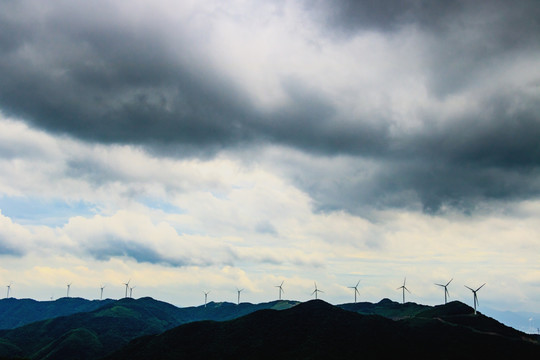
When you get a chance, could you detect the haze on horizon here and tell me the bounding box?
[0,0,539,314]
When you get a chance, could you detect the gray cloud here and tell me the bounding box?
[0,236,24,256]
[83,236,211,268]
[1,0,539,214]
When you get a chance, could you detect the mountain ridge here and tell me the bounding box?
[106,299,540,360]
[0,297,538,360]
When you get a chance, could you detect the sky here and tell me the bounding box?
[0,0,539,315]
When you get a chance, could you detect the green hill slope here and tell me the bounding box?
[0,298,115,330]
[0,298,298,360]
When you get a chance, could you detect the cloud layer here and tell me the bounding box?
[0,0,539,312]
[1,0,539,212]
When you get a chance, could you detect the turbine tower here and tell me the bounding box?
[66,283,72,298]
[312,282,323,299]
[275,281,284,301]
[100,285,106,300]
[6,282,12,299]
[203,291,210,307]
[129,286,135,298]
[465,283,485,315]
[397,278,410,304]
[123,279,130,298]
[348,280,360,303]
[435,278,453,304]
[236,288,244,305]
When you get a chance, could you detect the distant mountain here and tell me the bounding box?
[0,297,115,329]
[482,306,540,334]
[0,297,299,360]
[106,300,540,360]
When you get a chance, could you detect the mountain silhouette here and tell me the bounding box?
[106,300,540,360]
[0,298,538,360]
[0,297,115,329]
[0,297,298,360]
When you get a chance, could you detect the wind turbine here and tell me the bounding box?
[275,281,284,300]
[129,286,136,298]
[6,282,12,299]
[203,291,210,307]
[66,283,72,298]
[312,282,324,299]
[435,278,453,304]
[465,283,485,315]
[397,278,410,304]
[348,280,361,303]
[236,288,244,305]
[123,279,130,298]
[100,285,106,300]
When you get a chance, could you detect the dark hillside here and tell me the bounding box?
[0,297,298,360]
[106,300,540,360]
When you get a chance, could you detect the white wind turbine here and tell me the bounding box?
[66,283,72,298]
[123,279,130,298]
[397,278,410,304]
[312,282,323,299]
[348,280,361,303]
[129,285,136,298]
[6,282,12,299]
[236,288,244,305]
[435,278,453,305]
[100,285,106,300]
[275,281,284,301]
[203,291,210,307]
[465,283,485,315]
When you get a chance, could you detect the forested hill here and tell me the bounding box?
[107,300,540,360]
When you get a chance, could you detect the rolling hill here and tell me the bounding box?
[106,300,540,360]
[0,297,298,360]
[0,297,538,359]
[0,298,115,330]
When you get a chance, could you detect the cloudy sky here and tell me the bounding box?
[0,0,539,313]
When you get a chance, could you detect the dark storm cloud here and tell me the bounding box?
[1,0,540,213]
[306,0,463,34]
[0,0,391,156]
[0,1,257,155]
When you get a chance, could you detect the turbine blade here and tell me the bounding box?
[446,278,453,286]
[464,285,474,291]
[476,283,486,291]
